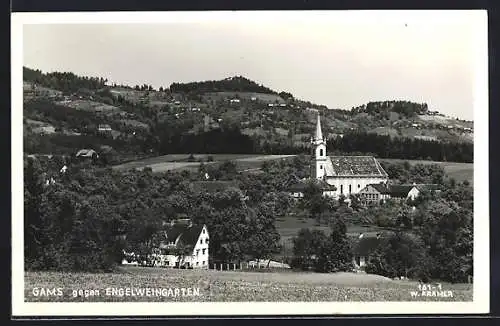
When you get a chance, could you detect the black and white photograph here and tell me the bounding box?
[11,10,489,316]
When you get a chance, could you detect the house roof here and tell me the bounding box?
[324,156,388,177]
[353,236,383,257]
[288,179,336,192]
[369,183,391,194]
[388,185,416,198]
[189,180,240,193]
[162,222,205,249]
[76,149,98,157]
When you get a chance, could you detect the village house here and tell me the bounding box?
[358,183,391,205]
[75,149,99,160]
[98,124,113,133]
[150,219,210,269]
[352,233,387,271]
[288,179,337,199]
[359,183,441,205]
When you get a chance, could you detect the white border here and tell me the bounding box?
[11,10,489,316]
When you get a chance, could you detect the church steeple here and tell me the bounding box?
[312,112,327,180]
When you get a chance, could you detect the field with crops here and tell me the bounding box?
[112,154,296,173]
[24,266,472,302]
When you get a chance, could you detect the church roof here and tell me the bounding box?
[324,156,388,177]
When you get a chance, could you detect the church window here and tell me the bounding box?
[319,149,323,156]
[349,185,352,193]
[340,185,343,194]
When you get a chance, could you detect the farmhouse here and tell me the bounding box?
[352,233,385,270]
[359,183,440,204]
[152,219,209,269]
[98,124,113,133]
[76,149,99,160]
[358,183,391,205]
[388,185,419,200]
[288,179,337,199]
[312,114,389,199]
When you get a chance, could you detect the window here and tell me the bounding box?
[349,185,352,193]
[202,249,206,255]
[196,249,200,256]
[202,261,206,265]
[358,184,360,188]
[196,262,199,266]
[340,185,343,194]
[202,228,206,234]
[206,239,209,244]
[319,149,323,156]
[200,239,202,244]
[320,165,323,170]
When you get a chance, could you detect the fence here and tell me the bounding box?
[209,260,291,271]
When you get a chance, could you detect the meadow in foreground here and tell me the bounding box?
[25,266,472,302]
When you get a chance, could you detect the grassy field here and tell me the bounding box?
[276,215,386,243]
[112,154,296,173]
[380,159,473,184]
[24,267,472,302]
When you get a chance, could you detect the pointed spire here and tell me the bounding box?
[315,112,323,141]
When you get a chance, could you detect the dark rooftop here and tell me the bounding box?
[326,156,388,177]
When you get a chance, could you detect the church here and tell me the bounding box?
[311,113,389,199]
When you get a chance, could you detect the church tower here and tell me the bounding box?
[312,113,327,179]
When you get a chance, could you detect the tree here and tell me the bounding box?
[315,215,353,272]
[291,228,328,270]
[24,157,46,266]
[365,231,429,280]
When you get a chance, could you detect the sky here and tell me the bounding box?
[22,11,486,120]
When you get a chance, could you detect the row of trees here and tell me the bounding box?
[352,101,429,118]
[170,76,278,95]
[328,131,473,163]
[24,67,107,94]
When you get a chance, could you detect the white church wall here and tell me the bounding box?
[325,176,388,198]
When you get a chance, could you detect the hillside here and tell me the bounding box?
[22,67,473,164]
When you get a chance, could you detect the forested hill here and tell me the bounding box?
[23,67,108,93]
[22,66,473,163]
[170,76,278,94]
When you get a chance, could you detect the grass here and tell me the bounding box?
[380,158,473,184]
[24,267,472,302]
[276,215,388,245]
[112,154,296,173]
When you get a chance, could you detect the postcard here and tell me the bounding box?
[11,10,489,317]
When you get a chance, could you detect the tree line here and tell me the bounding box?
[170,76,278,94]
[328,131,473,163]
[24,67,107,94]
